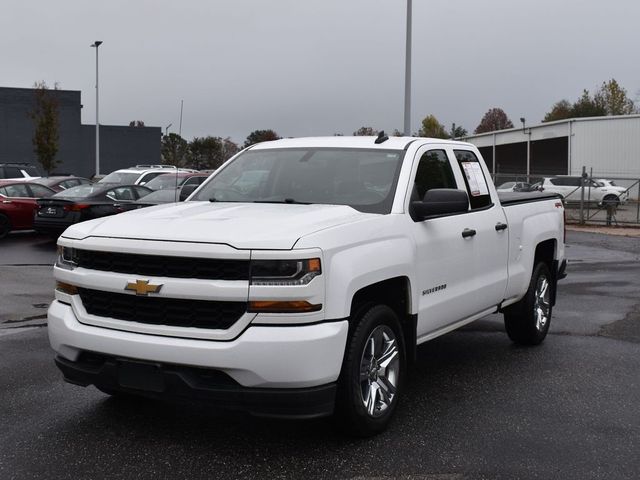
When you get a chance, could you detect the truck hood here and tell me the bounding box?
[61,201,371,250]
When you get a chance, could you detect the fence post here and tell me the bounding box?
[579,166,586,225]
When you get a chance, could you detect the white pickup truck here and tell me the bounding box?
[48,135,566,436]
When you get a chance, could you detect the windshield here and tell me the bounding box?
[54,184,104,198]
[192,148,405,214]
[145,174,189,190]
[99,171,140,184]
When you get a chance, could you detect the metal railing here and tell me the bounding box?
[492,168,640,226]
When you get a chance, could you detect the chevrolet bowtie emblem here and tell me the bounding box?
[125,280,163,296]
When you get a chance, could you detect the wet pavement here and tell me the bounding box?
[0,230,639,479]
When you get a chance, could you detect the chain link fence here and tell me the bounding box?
[492,169,640,226]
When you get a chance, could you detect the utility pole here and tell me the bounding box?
[91,41,103,176]
[403,0,412,136]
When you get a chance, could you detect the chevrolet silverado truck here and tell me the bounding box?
[48,135,566,436]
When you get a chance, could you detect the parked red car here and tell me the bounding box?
[0,180,56,238]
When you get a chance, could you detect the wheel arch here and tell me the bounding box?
[534,238,559,307]
[349,277,416,364]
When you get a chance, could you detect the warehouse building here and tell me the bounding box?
[462,115,640,181]
[0,86,161,177]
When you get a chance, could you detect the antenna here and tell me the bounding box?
[375,130,389,144]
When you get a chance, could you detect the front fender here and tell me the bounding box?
[323,237,416,319]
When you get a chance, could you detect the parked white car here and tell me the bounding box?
[595,179,630,203]
[540,176,626,206]
[98,165,196,186]
[496,181,532,192]
[0,162,41,180]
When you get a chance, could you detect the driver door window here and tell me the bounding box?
[412,149,458,202]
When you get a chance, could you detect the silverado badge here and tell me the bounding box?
[125,280,163,296]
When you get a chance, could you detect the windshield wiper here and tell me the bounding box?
[254,198,311,205]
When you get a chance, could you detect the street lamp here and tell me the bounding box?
[403,0,412,136]
[91,41,103,176]
[165,123,172,136]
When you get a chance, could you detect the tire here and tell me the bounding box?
[0,214,10,239]
[336,304,405,437]
[504,262,553,345]
[601,195,619,207]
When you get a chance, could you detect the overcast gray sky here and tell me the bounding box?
[2,0,639,142]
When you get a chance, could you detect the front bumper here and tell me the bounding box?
[55,353,337,419]
[48,300,349,390]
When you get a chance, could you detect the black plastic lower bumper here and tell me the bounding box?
[55,353,336,419]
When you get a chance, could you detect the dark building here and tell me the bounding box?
[0,86,161,177]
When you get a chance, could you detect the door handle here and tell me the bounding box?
[462,228,476,238]
[2,200,12,204]
[495,222,508,231]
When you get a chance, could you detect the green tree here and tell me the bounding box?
[595,78,635,115]
[474,108,514,134]
[543,99,573,122]
[417,115,449,138]
[161,133,189,166]
[570,89,606,118]
[352,126,378,136]
[189,136,239,170]
[30,81,60,175]
[450,123,468,138]
[243,129,280,148]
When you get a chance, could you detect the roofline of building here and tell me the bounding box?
[461,114,640,141]
[0,85,80,94]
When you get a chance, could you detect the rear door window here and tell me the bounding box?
[453,150,492,210]
[111,187,136,201]
[27,184,54,197]
[3,183,30,197]
[138,172,164,185]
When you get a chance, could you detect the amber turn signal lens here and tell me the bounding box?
[248,300,322,313]
[307,258,321,272]
[56,281,78,295]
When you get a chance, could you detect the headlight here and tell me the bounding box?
[250,258,321,286]
[56,246,78,270]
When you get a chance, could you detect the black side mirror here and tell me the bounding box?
[179,184,198,201]
[409,188,469,222]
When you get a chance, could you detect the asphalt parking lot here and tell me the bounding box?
[1,230,639,479]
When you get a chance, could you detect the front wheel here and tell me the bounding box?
[336,304,405,437]
[504,262,553,345]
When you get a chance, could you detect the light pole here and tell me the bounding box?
[165,123,172,136]
[91,41,103,176]
[403,0,412,136]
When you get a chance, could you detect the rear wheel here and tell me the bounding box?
[336,304,405,437]
[602,195,619,207]
[0,214,11,239]
[504,262,553,345]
